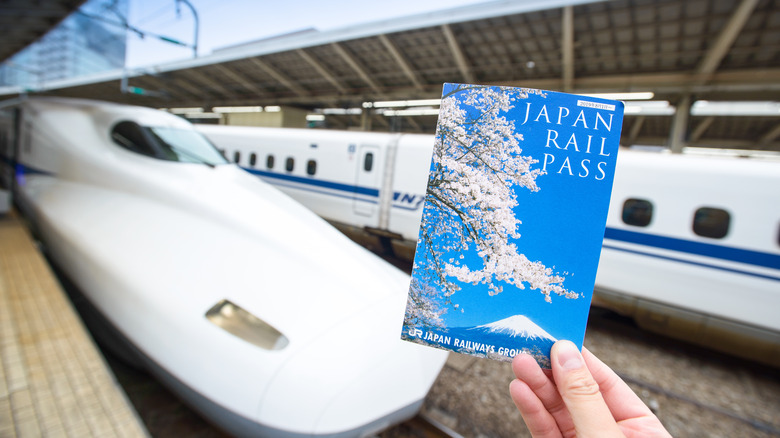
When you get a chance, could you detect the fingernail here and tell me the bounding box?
[556,340,584,370]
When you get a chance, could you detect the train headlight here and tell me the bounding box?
[205,299,289,350]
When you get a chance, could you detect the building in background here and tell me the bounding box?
[0,0,128,88]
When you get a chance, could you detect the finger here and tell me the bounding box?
[512,353,574,433]
[582,348,656,422]
[511,354,558,402]
[551,341,624,438]
[510,379,563,438]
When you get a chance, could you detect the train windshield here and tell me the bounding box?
[111,121,228,166]
[148,127,228,166]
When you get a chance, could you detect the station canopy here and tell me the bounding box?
[1,0,778,152]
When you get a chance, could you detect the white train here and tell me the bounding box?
[198,124,780,367]
[0,97,449,437]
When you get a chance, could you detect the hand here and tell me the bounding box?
[509,340,672,438]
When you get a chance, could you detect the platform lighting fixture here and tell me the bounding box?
[264,106,282,112]
[185,112,220,119]
[306,114,326,121]
[623,101,675,115]
[581,92,655,101]
[167,107,204,114]
[691,101,780,116]
[213,106,263,113]
[383,108,441,117]
[320,108,363,115]
[365,99,442,108]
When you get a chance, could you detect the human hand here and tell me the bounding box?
[509,340,672,438]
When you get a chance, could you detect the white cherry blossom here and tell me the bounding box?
[407,85,579,327]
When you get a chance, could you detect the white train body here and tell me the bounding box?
[198,124,780,367]
[0,98,448,437]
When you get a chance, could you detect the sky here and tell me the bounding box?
[125,0,489,68]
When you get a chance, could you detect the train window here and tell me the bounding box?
[306,159,317,176]
[285,157,294,172]
[621,198,653,227]
[249,153,257,167]
[266,154,275,169]
[364,152,374,172]
[111,121,156,156]
[233,151,241,164]
[693,207,730,239]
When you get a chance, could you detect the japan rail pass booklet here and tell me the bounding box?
[401,83,624,367]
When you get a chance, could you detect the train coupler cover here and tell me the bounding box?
[401,83,624,368]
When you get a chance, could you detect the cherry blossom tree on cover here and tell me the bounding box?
[407,84,580,329]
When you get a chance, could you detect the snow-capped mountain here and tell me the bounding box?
[471,315,557,342]
[444,314,558,355]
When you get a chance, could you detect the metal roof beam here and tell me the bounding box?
[495,68,780,95]
[212,64,266,98]
[330,42,383,94]
[182,68,237,100]
[132,75,198,101]
[689,116,715,143]
[378,34,424,91]
[372,113,390,129]
[360,108,372,131]
[636,137,772,151]
[625,115,645,147]
[296,49,347,94]
[177,65,780,109]
[247,58,308,97]
[756,123,780,149]
[162,74,209,99]
[669,95,691,154]
[562,5,574,92]
[374,114,390,129]
[441,24,475,83]
[404,116,421,132]
[324,115,347,129]
[695,0,760,85]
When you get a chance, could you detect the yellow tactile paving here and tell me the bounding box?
[0,213,149,438]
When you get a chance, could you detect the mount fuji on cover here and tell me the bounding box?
[400,83,624,367]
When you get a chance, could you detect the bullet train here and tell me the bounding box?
[198,124,780,367]
[0,97,449,437]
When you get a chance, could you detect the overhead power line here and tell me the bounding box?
[77,0,199,57]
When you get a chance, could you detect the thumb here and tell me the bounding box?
[551,340,624,438]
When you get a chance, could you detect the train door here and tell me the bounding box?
[353,145,379,217]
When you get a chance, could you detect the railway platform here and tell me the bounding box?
[0,211,148,437]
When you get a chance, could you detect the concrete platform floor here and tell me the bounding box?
[0,213,148,438]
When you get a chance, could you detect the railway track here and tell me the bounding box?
[383,414,464,438]
[586,308,780,437]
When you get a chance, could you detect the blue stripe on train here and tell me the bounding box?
[245,167,420,210]
[604,227,779,271]
[244,167,379,198]
[602,244,780,282]
[246,167,780,274]
[241,167,780,276]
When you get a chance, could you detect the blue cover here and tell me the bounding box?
[401,84,624,367]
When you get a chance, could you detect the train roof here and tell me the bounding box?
[3,97,192,129]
